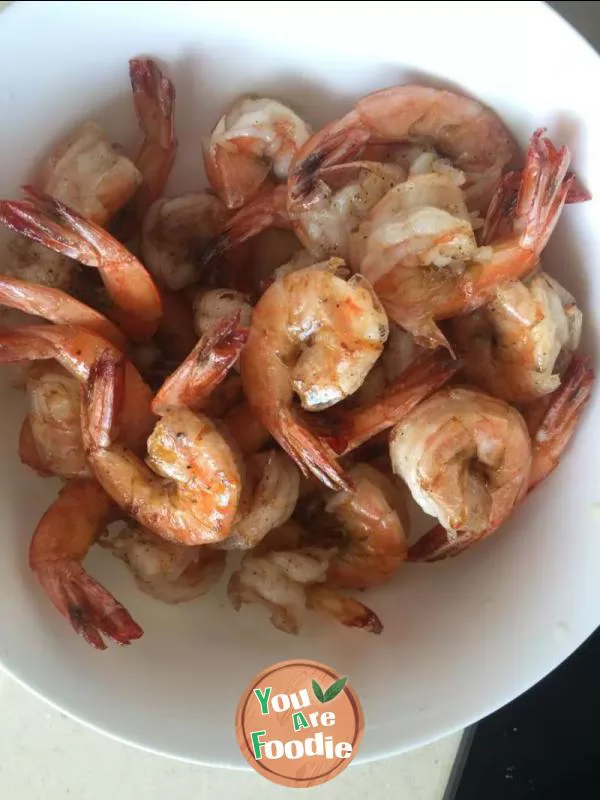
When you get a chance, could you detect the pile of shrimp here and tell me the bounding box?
[0,58,594,650]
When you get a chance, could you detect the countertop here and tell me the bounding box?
[1,2,598,799]
[0,673,462,799]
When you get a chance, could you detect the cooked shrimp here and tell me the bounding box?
[3,236,77,293]
[104,523,226,604]
[323,348,461,455]
[2,119,142,293]
[29,479,143,650]
[152,312,248,414]
[309,463,409,589]
[22,363,88,479]
[219,450,300,550]
[192,288,252,374]
[193,288,253,339]
[114,58,177,239]
[140,193,229,290]
[390,386,531,551]
[409,357,594,561]
[240,260,387,490]
[0,274,128,350]
[38,120,142,226]
[0,324,154,452]
[351,129,573,350]
[203,96,312,209]
[204,161,406,266]
[228,540,382,635]
[0,187,162,341]
[450,272,582,403]
[290,84,516,213]
[82,350,243,546]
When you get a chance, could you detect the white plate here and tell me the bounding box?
[0,0,599,768]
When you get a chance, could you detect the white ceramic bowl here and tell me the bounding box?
[0,0,599,768]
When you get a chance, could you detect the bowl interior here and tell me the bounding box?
[0,0,599,766]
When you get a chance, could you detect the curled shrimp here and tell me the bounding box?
[141,193,229,291]
[29,479,143,650]
[38,120,142,227]
[203,96,312,209]
[0,274,128,350]
[351,129,573,350]
[240,260,388,490]
[218,450,300,550]
[0,324,155,452]
[390,386,532,546]
[82,321,247,545]
[228,524,382,635]
[449,272,582,403]
[290,84,516,213]
[105,523,226,604]
[203,161,406,266]
[302,463,409,589]
[114,58,177,239]
[0,187,162,341]
[409,357,595,561]
[21,363,88,479]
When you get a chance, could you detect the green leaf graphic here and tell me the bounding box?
[312,679,325,703]
[323,676,348,703]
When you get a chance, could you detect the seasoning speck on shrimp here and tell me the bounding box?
[204,96,312,209]
[241,259,388,490]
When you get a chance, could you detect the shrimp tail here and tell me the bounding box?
[516,128,573,253]
[84,350,127,450]
[528,356,594,490]
[324,350,462,455]
[278,408,352,492]
[152,311,249,413]
[289,119,370,201]
[113,58,177,241]
[0,188,97,261]
[407,525,474,562]
[0,187,162,342]
[306,585,383,634]
[0,274,128,351]
[35,563,143,650]
[202,184,289,267]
